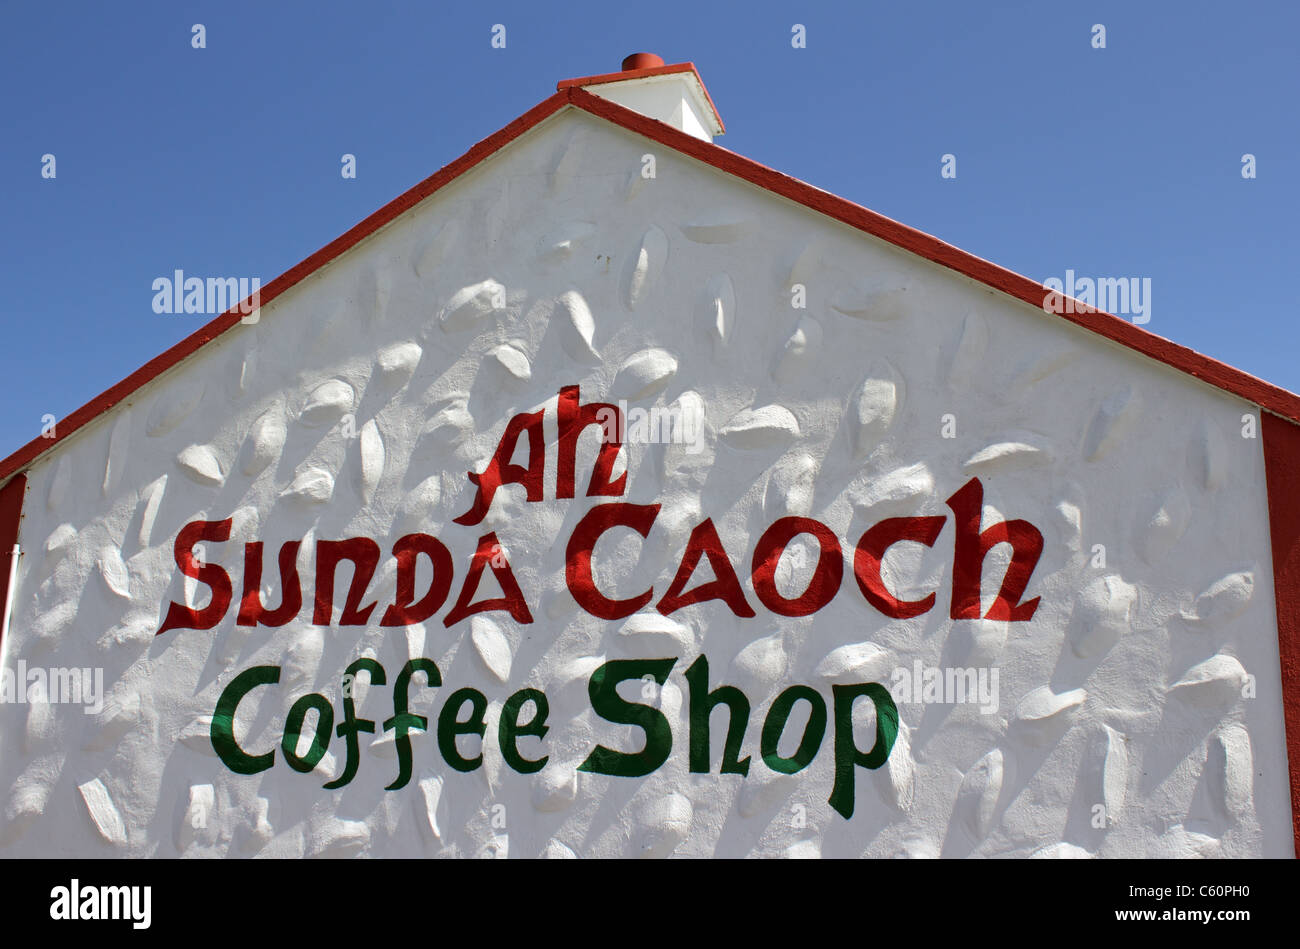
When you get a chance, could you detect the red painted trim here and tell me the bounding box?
[557,61,725,135]
[562,87,1300,424]
[4,81,1300,489]
[556,61,696,89]
[1263,411,1300,857]
[0,474,27,656]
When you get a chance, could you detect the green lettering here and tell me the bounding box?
[383,658,441,790]
[499,688,549,774]
[324,657,386,790]
[828,683,899,818]
[282,693,333,773]
[760,685,826,774]
[578,658,677,777]
[437,687,488,772]
[684,655,750,775]
[210,665,280,774]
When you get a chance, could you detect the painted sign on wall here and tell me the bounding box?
[0,104,1291,859]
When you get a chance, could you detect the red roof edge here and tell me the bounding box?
[1262,412,1300,855]
[3,83,1300,488]
[557,61,725,135]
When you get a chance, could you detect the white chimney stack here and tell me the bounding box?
[558,53,725,143]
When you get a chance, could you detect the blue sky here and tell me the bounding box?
[2,0,1296,458]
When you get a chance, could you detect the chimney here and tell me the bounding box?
[557,53,725,142]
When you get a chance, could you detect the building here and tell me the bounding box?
[0,54,1297,858]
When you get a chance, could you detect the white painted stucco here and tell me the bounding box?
[0,105,1289,857]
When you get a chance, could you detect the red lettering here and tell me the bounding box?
[657,519,756,618]
[380,534,454,626]
[946,477,1043,621]
[156,519,233,635]
[566,502,660,620]
[453,409,546,526]
[751,517,843,616]
[314,538,381,626]
[853,516,946,618]
[237,540,303,626]
[557,385,626,500]
[444,532,534,626]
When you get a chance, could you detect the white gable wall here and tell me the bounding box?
[0,107,1287,857]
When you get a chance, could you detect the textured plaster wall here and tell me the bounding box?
[0,108,1290,857]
